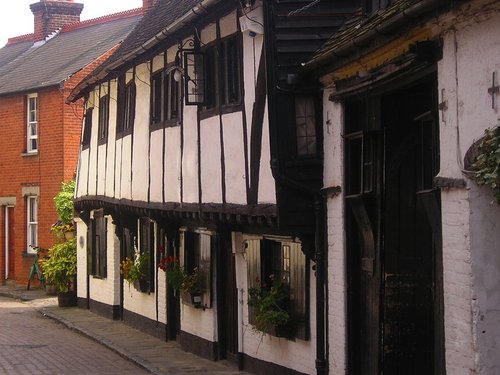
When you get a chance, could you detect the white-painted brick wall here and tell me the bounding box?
[90,216,120,306]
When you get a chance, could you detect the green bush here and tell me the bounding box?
[54,180,75,225]
[42,238,77,293]
[473,125,500,204]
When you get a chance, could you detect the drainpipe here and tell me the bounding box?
[270,160,327,375]
[314,194,327,375]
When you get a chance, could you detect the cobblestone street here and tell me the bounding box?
[0,296,148,375]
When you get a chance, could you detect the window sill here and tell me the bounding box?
[22,252,36,258]
[21,151,39,157]
[199,102,243,121]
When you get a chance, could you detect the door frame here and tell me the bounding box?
[4,205,14,280]
[344,73,445,374]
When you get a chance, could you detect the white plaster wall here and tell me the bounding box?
[150,129,164,202]
[120,135,132,200]
[89,216,120,306]
[469,184,500,374]
[75,218,87,299]
[235,236,317,375]
[182,105,199,203]
[87,90,99,196]
[164,126,181,202]
[77,149,89,197]
[241,32,275,204]
[123,281,158,321]
[222,112,246,205]
[97,84,109,196]
[323,95,347,374]
[200,116,222,203]
[131,63,150,202]
[436,6,500,373]
[257,104,275,204]
[105,80,118,197]
[181,302,217,342]
[114,137,123,199]
[220,11,237,38]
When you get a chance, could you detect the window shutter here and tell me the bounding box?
[200,233,212,307]
[99,216,107,278]
[289,242,308,340]
[246,239,261,325]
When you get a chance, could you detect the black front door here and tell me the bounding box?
[217,231,238,362]
[345,76,444,374]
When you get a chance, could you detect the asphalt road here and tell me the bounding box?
[0,296,148,375]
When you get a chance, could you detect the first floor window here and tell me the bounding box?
[246,238,308,340]
[90,209,107,278]
[295,97,317,157]
[27,93,38,153]
[27,196,38,253]
[81,108,93,148]
[117,75,136,136]
[98,93,109,144]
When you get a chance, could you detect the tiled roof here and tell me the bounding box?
[0,9,142,96]
[69,0,222,100]
[304,0,446,71]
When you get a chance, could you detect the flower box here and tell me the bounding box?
[181,290,203,308]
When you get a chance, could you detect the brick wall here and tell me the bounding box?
[0,88,72,285]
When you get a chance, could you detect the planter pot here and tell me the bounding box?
[45,284,58,296]
[131,279,151,293]
[181,291,203,308]
[57,291,77,307]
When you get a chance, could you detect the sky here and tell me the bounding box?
[0,0,143,47]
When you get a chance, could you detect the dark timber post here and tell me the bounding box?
[315,194,327,375]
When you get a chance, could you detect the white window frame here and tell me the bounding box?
[27,93,38,153]
[27,196,38,254]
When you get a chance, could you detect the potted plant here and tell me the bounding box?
[120,252,150,292]
[248,275,293,338]
[162,256,206,307]
[41,238,77,307]
[51,180,76,242]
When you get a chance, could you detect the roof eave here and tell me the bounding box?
[68,0,223,102]
[303,0,448,75]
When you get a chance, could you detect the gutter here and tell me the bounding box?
[68,0,222,102]
[303,0,447,72]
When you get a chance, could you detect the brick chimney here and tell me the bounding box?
[30,0,84,41]
[142,0,158,14]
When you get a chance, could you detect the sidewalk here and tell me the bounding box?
[0,284,248,375]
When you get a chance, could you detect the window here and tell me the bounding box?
[179,229,212,308]
[90,209,107,278]
[184,51,205,106]
[138,218,155,293]
[97,94,109,144]
[27,196,38,253]
[199,34,242,116]
[150,66,181,129]
[295,97,317,156]
[202,45,217,111]
[221,36,241,106]
[81,108,93,149]
[246,238,308,340]
[27,93,38,153]
[117,76,136,137]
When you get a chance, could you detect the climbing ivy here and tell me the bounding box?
[472,124,500,204]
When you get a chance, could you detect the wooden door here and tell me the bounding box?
[217,232,238,362]
[345,77,444,374]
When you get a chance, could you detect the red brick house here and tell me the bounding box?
[0,0,143,286]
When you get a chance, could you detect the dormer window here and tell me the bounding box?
[27,93,38,153]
